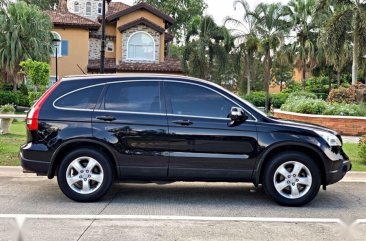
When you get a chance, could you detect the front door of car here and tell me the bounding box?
[164,81,258,180]
[92,80,169,178]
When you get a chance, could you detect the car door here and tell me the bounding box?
[164,80,258,180]
[92,80,169,178]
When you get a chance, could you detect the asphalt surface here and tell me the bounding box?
[0,167,365,241]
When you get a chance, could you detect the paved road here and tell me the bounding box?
[0,167,365,241]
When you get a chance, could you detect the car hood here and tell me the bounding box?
[267,117,338,135]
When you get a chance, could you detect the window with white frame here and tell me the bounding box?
[127,32,155,61]
[74,1,80,13]
[85,2,91,16]
[98,2,102,15]
[106,41,114,52]
[51,31,62,57]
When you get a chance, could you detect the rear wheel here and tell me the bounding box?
[263,152,321,206]
[57,148,114,202]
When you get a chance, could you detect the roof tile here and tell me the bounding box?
[46,10,100,29]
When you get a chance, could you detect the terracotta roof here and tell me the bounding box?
[46,10,100,30]
[88,58,183,73]
[107,2,175,26]
[117,17,165,33]
[88,59,116,72]
[117,58,182,73]
[106,2,130,18]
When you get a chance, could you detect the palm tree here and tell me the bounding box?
[183,16,233,82]
[0,2,52,89]
[249,3,290,111]
[317,0,366,85]
[283,0,317,89]
[225,0,260,94]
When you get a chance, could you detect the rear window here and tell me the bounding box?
[54,85,104,110]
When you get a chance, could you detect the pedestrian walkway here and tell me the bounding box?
[342,136,360,144]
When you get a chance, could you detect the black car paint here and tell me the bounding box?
[20,76,351,187]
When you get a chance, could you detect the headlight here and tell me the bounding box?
[314,130,342,146]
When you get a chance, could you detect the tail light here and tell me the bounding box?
[26,82,61,131]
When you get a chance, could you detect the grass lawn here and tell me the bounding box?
[0,122,365,171]
[0,121,26,166]
[343,143,366,172]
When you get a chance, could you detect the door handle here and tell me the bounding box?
[96,116,116,122]
[172,120,193,126]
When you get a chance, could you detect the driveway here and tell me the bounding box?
[0,167,365,241]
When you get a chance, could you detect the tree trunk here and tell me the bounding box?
[352,31,358,85]
[264,49,271,112]
[337,71,341,86]
[246,54,251,95]
[302,57,306,90]
[328,67,332,92]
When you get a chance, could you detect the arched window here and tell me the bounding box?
[127,32,155,61]
[51,31,62,57]
[97,2,102,15]
[85,2,91,16]
[74,1,79,13]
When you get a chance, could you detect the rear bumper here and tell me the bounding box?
[20,152,50,174]
[20,143,51,175]
[326,160,352,185]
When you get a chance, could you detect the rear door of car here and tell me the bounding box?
[164,80,258,180]
[92,79,170,178]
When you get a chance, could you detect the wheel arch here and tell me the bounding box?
[48,139,118,179]
[253,142,327,187]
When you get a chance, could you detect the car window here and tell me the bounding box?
[104,81,162,113]
[165,82,236,118]
[55,85,104,109]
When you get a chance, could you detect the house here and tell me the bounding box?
[47,0,183,81]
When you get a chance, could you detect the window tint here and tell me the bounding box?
[166,82,236,118]
[104,81,162,113]
[55,85,103,109]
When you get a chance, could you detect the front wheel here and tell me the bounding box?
[263,152,321,206]
[57,148,114,202]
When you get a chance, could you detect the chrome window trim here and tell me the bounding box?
[52,79,257,121]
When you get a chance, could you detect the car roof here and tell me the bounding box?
[62,74,211,85]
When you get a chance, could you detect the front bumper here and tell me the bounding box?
[326,159,352,185]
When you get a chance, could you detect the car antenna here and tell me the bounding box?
[77,64,87,75]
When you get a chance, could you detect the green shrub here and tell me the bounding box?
[0,104,16,113]
[281,94,326,114]
[0,91,19,105]
[359,136,366,165]
[28,92,43,105]
[242,91,267,107]
[305,76,329,99]
[271,92,289,108]
[0,91,31,107]
[287,91,318,100]
[323,103,366,116]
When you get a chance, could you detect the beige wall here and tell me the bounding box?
[116,10,165,29]
[50,27,89,78]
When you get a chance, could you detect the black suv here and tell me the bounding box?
[20,74,351,206]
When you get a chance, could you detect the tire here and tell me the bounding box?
[262,151,321,206]
[57,148,114,202]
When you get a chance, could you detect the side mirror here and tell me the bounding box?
[228,107,248,124]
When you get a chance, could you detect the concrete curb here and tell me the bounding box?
[1,166,366,182]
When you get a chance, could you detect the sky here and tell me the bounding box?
[119,0,289,25]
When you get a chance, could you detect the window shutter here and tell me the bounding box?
[61,40,69,56]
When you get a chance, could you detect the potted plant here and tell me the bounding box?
[0,104,16,134]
